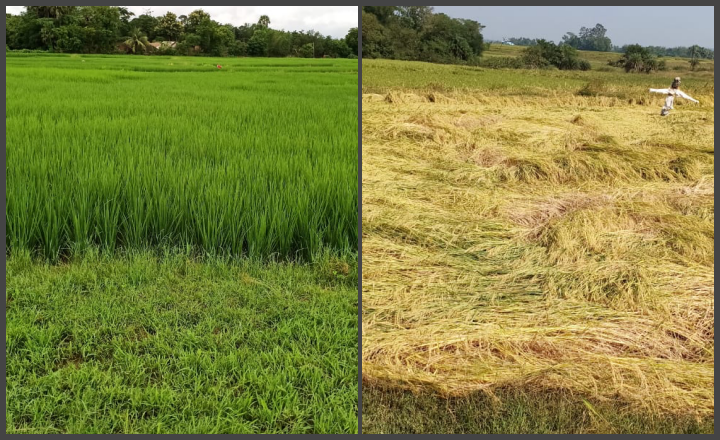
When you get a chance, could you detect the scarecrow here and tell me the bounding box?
[649,77,699,116]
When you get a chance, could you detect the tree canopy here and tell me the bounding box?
[612,44,713,60]
[610,44,663,73]
[561,23,613,52]
[522,39,590,70]
[361,6,485,65]
[6,6,355,58]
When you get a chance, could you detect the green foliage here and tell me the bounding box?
[184,9,210,35]
[6,6,353,59]
[154,12,183,41]
[6,55,358,262]
[248,30,268,56]
[613,44,713,60]
[522,40,589,70]
[361,6,485,65]
[258,15,270,29]
[688,45,702,71]
[345,27,358,55]
[561,23,612,52]
[298,43,314,58]
[229,39,248,56]
[130,13,158,42]
[613,44,661,73]
[6,251,358,433]
[123,28,150,54]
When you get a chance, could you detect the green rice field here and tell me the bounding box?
[6,54,358,261]
[6,53,358,434]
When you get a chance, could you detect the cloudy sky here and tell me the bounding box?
[434,6,714,47]
[6,6,357,38]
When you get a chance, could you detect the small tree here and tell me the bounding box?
[345,27,358,55]
[124,28,150,54]
[155,12,183,41]
[39,19,55,51]
[617,44,658,73]
[248,30,268,56]
[689,45,701,70]
[522,40,588,70]
[258,15,270,29]
[298,42,314,58]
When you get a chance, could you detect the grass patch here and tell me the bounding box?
[6,250,358,434]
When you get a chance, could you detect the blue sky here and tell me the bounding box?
[434,6,714,48]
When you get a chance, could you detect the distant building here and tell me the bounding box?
[148,41,177,50]
[117,41,177,54]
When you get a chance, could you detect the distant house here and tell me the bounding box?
[149,41,177,50]
[117,41,177,54]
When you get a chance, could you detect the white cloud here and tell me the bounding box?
[5,6,357,38]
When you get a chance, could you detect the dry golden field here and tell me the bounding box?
[361,58,714,420]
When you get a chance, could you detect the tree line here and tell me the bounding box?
[503,24,713,61]
[361,6,485,64]
[6,6,358,58]
[612,44,713,60]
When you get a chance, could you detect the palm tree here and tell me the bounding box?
[40,22,55,51]
[34,6,71,20]
[624,53,644,73]
[124,28,150,54]
[258,15,270,28]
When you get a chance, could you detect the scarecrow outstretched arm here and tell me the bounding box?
[677,90,699,103]
[649,88,670,94]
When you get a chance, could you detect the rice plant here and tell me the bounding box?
[6,54,358,262]
[361,57,714,422]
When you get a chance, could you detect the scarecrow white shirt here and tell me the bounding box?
[649,87,699,115]
[648,88,699,103]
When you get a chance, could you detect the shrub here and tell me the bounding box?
[298,43,314,58]
[521,40,588,70]
[617,44,659,73]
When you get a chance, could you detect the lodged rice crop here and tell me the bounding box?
[362,57,714,418]
[6,54,358,261]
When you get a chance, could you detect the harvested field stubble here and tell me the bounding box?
[362,60,714,417]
